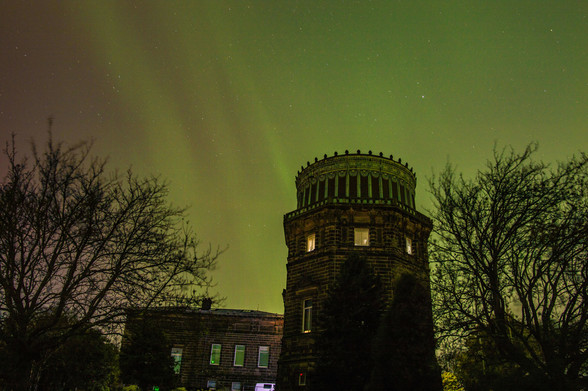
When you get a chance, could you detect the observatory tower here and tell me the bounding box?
[277,150,434,390]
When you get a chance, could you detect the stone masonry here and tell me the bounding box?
[277,151,434,391]
[125,307,283,391]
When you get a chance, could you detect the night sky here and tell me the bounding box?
[1,1,586,314]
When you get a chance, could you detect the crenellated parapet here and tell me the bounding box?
[294,150,417,211]
[278,149,435,391]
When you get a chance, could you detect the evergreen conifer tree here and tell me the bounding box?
[368,273,442,391]
[119,318,176,390]
[313,254,384,391]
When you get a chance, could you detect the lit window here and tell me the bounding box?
[258,346,269,368]
[405,236,413,255]
[354,228,369,246]
[171,347,182,374]
[299,372,307,386]
[210,344,221,365]
[234,345,245,366]
[232,382,242,391]
[306,234,315,252]
[207,380,217,389]
[302,299,312,333]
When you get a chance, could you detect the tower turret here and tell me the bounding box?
[277,151,434,391]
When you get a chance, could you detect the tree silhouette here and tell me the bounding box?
[451,331,544,391]
[367,273,442,391]
[37,328,117,390]
[429,143,588,390]
[0,135,221,390]
[119,317,176,390]
[313,254,384,391]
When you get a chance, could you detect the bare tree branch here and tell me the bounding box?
[0,134,223,391]
[429,144,588,390]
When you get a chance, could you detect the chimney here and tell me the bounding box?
[201,297,212,311]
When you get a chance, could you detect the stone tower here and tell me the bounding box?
[277,150,434,390]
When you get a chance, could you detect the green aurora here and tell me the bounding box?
[1,1,586,313]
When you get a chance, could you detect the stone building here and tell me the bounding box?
[124,307,283,391]
[277,151,434,390]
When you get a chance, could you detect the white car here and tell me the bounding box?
[254,383,275,391]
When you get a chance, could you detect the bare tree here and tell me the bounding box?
[0,135,221,390]
[429,144,588,391]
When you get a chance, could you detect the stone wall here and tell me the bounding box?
[277,152,434,391]
[125,308,283,391]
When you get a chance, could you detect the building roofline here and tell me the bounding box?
[126,306,283,319]
[296,150,416,181]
